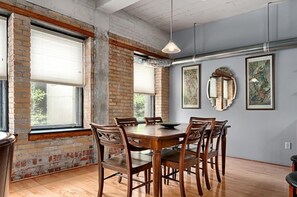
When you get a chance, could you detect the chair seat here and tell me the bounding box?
[103,153,152,173]
[161,150,196,167]
[286,171,297,188]
[291,155,297,163]
[143,148,174,157]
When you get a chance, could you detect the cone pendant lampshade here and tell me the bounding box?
[162,40,181,53]
[162,0,181,54]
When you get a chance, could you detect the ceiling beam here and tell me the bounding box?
[96,0,140,14]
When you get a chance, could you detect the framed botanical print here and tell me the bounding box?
[182,65,201,109]
[245,54,275,110]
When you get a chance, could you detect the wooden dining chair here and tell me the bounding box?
[144,117,163,125]
[114,117,147,149]
[161,122,208,196]
[90,123,152,197]
[114,117,149,180]
[114,117,138,126]
[200,120,228,184]
[189,117,216,190]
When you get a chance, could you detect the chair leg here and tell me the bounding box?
[179,170,186,197]
[118,173,122,183]
[173,169,177,180]
[127,174,133,197]
[210,158,214,169]
[293,187,297,197]
[148,168,151,194]
[144,169,148,194]
[187,167,191,174]
[215,156,221,182]
[204,158,211,190]
[196,164,203,196]
[163,166,167,184]
[98,165,104,197]
[166,167,170,185]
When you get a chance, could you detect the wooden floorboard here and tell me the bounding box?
[9,157,290,197]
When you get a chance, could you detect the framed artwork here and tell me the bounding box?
[245,54,275,110]
[182,65,201,109]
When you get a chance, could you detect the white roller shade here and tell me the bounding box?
[134,60,155,94]
[31,27,83,86]
[0,18,7,80]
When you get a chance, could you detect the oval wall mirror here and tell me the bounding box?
[207,67,237,111]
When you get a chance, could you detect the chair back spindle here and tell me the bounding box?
[114,117,138,126]
[144,117,163,125]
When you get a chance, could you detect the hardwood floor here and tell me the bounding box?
[9,157,290,197]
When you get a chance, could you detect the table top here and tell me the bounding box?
[124,123,188,140]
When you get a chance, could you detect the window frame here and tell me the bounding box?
[30,82,84,131]
[30,26,85,132]
[0,16,8,132]
[133,54,156,123]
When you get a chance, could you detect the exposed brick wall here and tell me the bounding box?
[2,0,170,181]
[4,3,95,181]
[108,44,134,123]
[155,68,169,121]
[108,33,169,123]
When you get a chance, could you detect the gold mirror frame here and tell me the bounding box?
[206,67,237,111]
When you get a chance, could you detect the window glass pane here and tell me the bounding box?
[0,17,7,80]
[31,27,83,86]
[0,80,7,131]
[31,82,82,129]
[134,93,154,122]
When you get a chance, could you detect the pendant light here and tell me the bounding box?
[162,0,181,54]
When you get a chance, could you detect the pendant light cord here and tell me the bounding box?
[194,23,197,56]
[267,2,271,51]
[170,0,173,41]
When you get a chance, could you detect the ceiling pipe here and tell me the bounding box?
[172,37,297,66]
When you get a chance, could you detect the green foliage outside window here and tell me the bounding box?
[134,93,145,121]
[31,86,47,126]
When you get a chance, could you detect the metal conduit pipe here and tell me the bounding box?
[172,37,297,66]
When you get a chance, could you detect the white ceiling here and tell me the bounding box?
[96,0,285,32]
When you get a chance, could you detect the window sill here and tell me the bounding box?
[28,128,92,141]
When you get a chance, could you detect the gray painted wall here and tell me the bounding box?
[170,0,297,166]
[173,0,297,58]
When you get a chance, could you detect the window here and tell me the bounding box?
[0,17,7,132]
[30,26,83,130]
[133,56,155,122]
